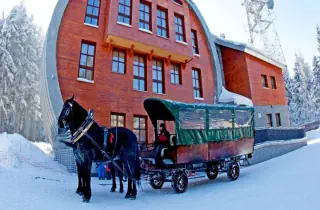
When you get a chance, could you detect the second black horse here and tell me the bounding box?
[57,96,141,202]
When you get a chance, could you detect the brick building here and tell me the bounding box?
[40,0,289,149]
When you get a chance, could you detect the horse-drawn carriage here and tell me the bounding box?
[57,96,255,201]
[140,98,255,193]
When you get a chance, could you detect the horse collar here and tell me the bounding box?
[71,111,94,144]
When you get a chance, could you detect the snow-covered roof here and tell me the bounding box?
[213,34,287,70]
[219,86,253,106]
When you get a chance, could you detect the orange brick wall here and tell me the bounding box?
[221,47,287,106]
[220,47,251,99]
[56,0,215,144]
[246,53,287,106]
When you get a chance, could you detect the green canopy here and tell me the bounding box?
[144,98,255,146]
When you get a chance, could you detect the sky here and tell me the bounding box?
[0,0,319,76]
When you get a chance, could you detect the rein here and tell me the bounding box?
[62,108,139,182]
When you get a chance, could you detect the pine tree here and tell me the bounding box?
[312,25,320,118]
[312,55,320,117]
[0,2,45,141]
[290,54,315,125]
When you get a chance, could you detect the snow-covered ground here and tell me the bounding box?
[0,130,320,210]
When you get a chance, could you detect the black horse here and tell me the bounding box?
[57,96,141,202]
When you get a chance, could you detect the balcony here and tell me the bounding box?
[105,34,193,66]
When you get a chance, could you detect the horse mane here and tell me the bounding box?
[70,100,90,131]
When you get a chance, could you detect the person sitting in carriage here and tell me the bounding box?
[153,123,171,167]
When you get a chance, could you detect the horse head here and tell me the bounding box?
[57,95,75,135]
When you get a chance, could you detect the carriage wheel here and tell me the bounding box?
[227,161,240,181]
[206,164,219,180]
[150,173,165,189]
[171,170,188,194]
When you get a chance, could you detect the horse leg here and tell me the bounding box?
[82,154,92,203]
[125,177,133,199]
[110,165,116,192]
[131,180,137,200]
[119,162,124,193]
[75,161,84,195]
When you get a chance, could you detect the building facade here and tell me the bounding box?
[41,0,290,150]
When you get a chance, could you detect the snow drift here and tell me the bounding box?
[219,86,253,106]
[0,132,66,173]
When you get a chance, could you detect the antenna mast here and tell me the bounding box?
[242,0,286,65]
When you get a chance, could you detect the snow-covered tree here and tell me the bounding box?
[0,2,45,141]
[311,25,320,118]
[290,54,315,125]
[312,55,320,117]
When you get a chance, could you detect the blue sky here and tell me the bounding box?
[1,0,319,75]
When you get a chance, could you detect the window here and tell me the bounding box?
[139,1,151,31]
[191,30,199,55]
[84,0,100,26]
[266,114,273,127]
[261,75,268,88]
[173,0,183,5]
[157,8,168,38]
[170,63,181,85]
[174,14,185,42]
[192,68,203,98]
[270,76,277,89]
[79,41,96,81]
[152,59,164,94]
[180,108,206,129]
[112,49,126,74]
[133,116,147,144]
[276,113,281,127]
[110,113,125,127]
[133,54,146,91]
[118,0,131,25]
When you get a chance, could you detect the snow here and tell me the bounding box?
[0,129,320,210]
[0,132,65,172]
[219,86,253,106]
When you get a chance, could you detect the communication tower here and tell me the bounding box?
[242,0,286,64]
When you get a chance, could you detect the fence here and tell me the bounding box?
[303,120,320,132]
[53,148,77,173]
[254,127,306,145]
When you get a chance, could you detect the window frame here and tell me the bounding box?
[112,48,126,74]
[78,41,96,81]
[118,0,132,25]
[192,68,203,99]
[133,115,148,144]
[139,1,152,31]
[261,74,268,88]
[266,114,273,127]
[174,14,186,42]
[156,7,169,38]
[133,53,147,91]
[275,113,281,127]
[191,29,199,55]
[170,63,182,85]
[173,0,183,6]
[110,112,126,127]
[152,58,165,94]
[270,76,277,89]
[84,0,101,26]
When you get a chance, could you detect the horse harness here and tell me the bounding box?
[67,109,138,181]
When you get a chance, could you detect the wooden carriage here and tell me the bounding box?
[141,98,255,193]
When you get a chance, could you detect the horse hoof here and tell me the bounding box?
[110,188,116,192]
[125,194,131,199]
[83,198,90,203]
[129,195,136,200]
[120,188,124,193]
